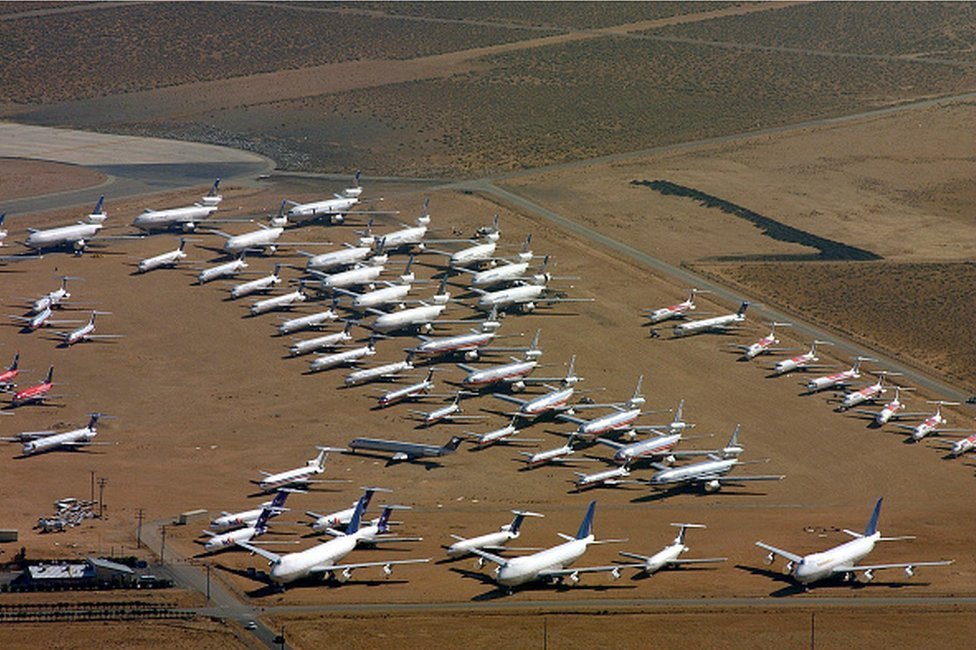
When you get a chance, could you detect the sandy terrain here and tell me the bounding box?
[0,619,250,650]
[0,159,105,201]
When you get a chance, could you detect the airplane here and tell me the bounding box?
[617,523,726,576]
[209,220,302,256]
[518,435,596,469]
[209,494,291,532]
[554,376,650,440]
[376,368,436,408]
[458,330,544,392]
[672,301,749,337]
[277,304,340,335]
[756,497,953,588]
[368,277,454,334]
[835,372,895,412]
[735,322,792,360]
[804,357,872,394]
[471,281,591,314]
[409,308,503,361]
[347,435,464,463]
[307,262,387,293]
[334,264,417,311]
[572,462,634,491]
[9,305,84,332]
[305,486,389,533]
[250,289,307,316]
[492,355,585,420]
[459,238,542,289]
[464,417,542,449]
[343,352,414,387]
[850,387,925,426]
[315,503,423,546]
[9,366,55,407]
[357,198,430,251]
[0,352,19,391]
[942,433,976,458]
[0,213,6,246]
[468,501,631,590]
[136,238,193,273]
[642,426,784,493]
[300,242,386,273]
[254,446,344,492]
[594,432,688,466]
[197,252,248,284]
[280,170,380,225]
[441,215,501,268]
[30,276,78,314]
[230,264,283,299]
[308,340,376,373]
[289,321,355,357]
[237,493,429,586]
[131,179,222,232]
[645,399,695,436]
[895,401,972,442]
[409,391,486,427]
[771,340,833,375]
[200,491,288,553]
[55,311,123,346]
[3,413,111,456]
[445,510,544,559]
[23,196,108,254]
[644,289,707,324]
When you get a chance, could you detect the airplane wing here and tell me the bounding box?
[709,474,784,483]
[492,393,528,407]
[86,334,125,339]
[553,413,585,425]
[538,564,630,579]
[309,558,430,575]
[236,540,282,563]
[468,547,509,567]
[664,557,727,565]
[755,541,802,564]
[2,430,56,440]
[838,560,953,574]
[360,535,424,544]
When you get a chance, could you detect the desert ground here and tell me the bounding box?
[1,2,974,649]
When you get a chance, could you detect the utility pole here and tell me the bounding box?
[160,525,167,565]
[206,563,211,603]
[136,508,144,549]
[89,470,95,504]
[97,478,108,518]
[810,612,816,650]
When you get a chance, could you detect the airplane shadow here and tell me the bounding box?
[343,449,445,470]
[452,567,637,600]
[736,564,930,597]
[630,487,769,503]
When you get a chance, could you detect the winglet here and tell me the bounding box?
[575,500,597,540]
[864,497,883,537]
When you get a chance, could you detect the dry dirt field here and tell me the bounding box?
[0,159,106,201]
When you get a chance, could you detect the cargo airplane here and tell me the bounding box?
[617,524,726,576]
[445,510,544,559]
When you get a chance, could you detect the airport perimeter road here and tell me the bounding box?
[0,122,274,217]
[458,180,971,406]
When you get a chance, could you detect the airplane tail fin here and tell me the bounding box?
[346,494,368,535]
[563,355,577,386]
[311,447,328,470]
[674,399,685,424]
[509,509,542,535]
[864,497,883,536]
[44,366,54,384]
[521,233,532,253]
[443,436,464,453]
[353,169,361,187]
[92,196,105,215]
[7,351,18,371]
[575,500,597,540]
[672,522,705,546]
[525,329,541,358]
[726,424,741,453]
[737,301,750,317]
[424,367,435,383]
[208,178,221,196]
[377,505,393,533]
[255,491,289,532]
[86,412,101,430]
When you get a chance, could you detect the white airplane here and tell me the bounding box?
[409,391,486,427]
[771,340,833,375]
[895,401,971,442]
[55,311,123,347]
[308,263,387,292]
[289,321,355,357]
[644,289,706,324]
[943,433,976,458]
[308,340,375,373]
[461,238,541,288]
[137,238,193,273]
[735,322,792,360]
[237,493,429,586]
[212,223,286,256]
[756,497,953,588]
[210,494,290,532]
[472,281,591,314]
[197,252,248,284]
[469,501,630,590]
[409,308,502,361]
[465,417,542,449]
[836,372,896,412]
[617,524,726,576]
[347,435,464,463]
[254,446,344,492]
[0,213,6,246]
[645,399,695,436]
[0,352,20,392]
[277,305,340,335]
[10,306,83,332]
[368,278,454,334]
[250,289,307,316]
[376,368,436,408]
[555,376,650,440]
[131,179,222,232]
[300,243,386,273]
[851,386,923,426]
[305,487,388,533]
[230,264,283,299]
[643,426,784,493]
[492,355,584,420]
[30,276,78,313]
[804,357,872,393]
[444,216,501,268]
[445,510,544,559]
[337,279,413,312]
[595,432,687,466]
[672,301,749,337]
[518,435,596,469]
[280,170,375,225]
[4,413,112,456]
[343,353,414,387]
[23,196,107,254]
[201,491,287,553]
[357,198,430,250]
[458,330,544,391]
[572,462,634,491]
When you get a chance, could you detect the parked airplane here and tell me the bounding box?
[347,436,464,463]
[280,170,379,225]
[465,417,542,449]
[30,276,78,313]
[617,524,726,576]
[492,355,584,419]
[468,501,630,590]
[0,213,6,246]
[756,497,953,587]
[131,179,222,232]
[644,289,706,324]
[771,340,832,375]
[895,401,971,442]
[197,252,248,284]
[409,308,502,361]
[250,289,307,316]
[254,446,344,492]
[943,433,976,458]
[443,216,501,268]
[3,413,110,456]
[736,322,791,360]
[459,330,544,391]
[409,391,486,427]
[306,487,388,533]
[335,260,416,311]
[368,278,453,334]
[308,340,375,373]
[804,357,872,394]
[277,305,340,336]
[289,321,355,357]
[645,399,695,435]
[210,495,291,532]
[376,368,436,408]
[230,264,282,299]
[308,262,387,293]
[836,372,895,412]
[137,238,193,273]
[23,197,107,254]
[201,491,287,553]
[55,311,123,346]
[672,301,749,337]
[555,376,649,440]
[643,426,784,493]
[343,353,414,387]
[472,281,590,314]
[0,352,19,391]
[572,462,634,491]
[10,306,84,332]
[460,241,542,289]
[518,435,595,469]
[445,510,544,558]
[237,494,429,586]
[300,243,385,273]
[357,199,430,250]
[851,387,924,426]
[9,366,55,407]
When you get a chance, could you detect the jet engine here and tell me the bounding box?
[704,479,721,493]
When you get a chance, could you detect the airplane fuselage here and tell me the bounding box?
[806,368,858,392]
[223,227,284,255]
[278,310,338,335]
[138,248,187,273]
[650,457,737,487]
[791,535,878,585]
[841,383,883,409]
[305,246,373,271]
[575,466,629,490]
[673,313,743,337]
[317,265,385,291]
[463,360,536,388]
[350,284,411,310]
[372,304,446,333]
[198,258,247,284]
[451,241,496,267]
[289,331,351,356]
[132,204,217,232]
[22,428,95,455]
[578,408,641,438]
[524,444,575,468]
[377,380,433,407]
[610,433,680,464]
[344,360,413,386]
[496,537,591,587]
[309,345,375,372]
[476,284,545,312]
[11,381,53,406]
[447,529,516,557]
[259,466,321,492]
[471,262,530,288]
[269,534,359,584]
[649,300,694,324]
[25,223,102,251]
[251,291,306,316]
[231,273,280,299]
[774,352,816,375]
[414,331,494,358]
[520,387,574,416]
